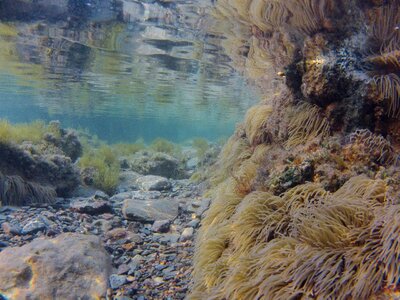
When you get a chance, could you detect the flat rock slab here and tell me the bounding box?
[0,233,112,299]
[70,198,112,215]
[136,175,171,191]
[122,198,179,223]
[110,190,162,202]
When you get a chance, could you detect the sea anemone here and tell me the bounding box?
[0,172,56,206]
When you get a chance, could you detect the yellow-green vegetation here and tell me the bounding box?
[0,23,18,37]
[192,163,400,299]
[79,145,120,194]
[209,135,253,186]
[285,102,330,149]
[0,119,48,144]
[192,138,210,160]
[112,139,146,156]
[244,104,273,146]
[150,138,182,157]
[190,171,208,183]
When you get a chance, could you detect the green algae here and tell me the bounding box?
[79,145,120,195]
[0,119,48,144]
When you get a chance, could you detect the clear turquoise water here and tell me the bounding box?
[0,0,258,143]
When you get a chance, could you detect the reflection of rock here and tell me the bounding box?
[0,0,68,21]
[120,0,172,23]
[129,151,186,179]
[122,198,179,223]
[0,233,112,299]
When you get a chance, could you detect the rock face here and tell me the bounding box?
[0,233,112,299]
[122,198,179,223]
[128,151,185,179]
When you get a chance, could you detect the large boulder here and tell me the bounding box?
[128,151,186,179]
[0,233,112,299]
[122,198,179,223]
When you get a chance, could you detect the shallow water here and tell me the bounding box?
[0,0,258,143]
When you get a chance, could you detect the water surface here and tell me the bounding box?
[0,0,258,143]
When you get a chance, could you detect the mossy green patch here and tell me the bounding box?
[0,23,18,37]
[79,145,120,194]
[0,119,48,144]
[150,138,182,157]
[112,139,146,156]
[192,138,210,160]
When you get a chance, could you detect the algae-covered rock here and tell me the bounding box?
[136,175,172,191]
[0,233,112,299]
[0,142,80,205]
[128,151,186,179]
[44,121,82,162]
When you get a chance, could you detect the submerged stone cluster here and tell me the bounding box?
[191,0,400,299]
[0,120,218,299]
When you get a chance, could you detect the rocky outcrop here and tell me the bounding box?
[0,141,80,205]
[43,121,82,162]
[128,151,186,179]
[191,1,400,299]
[0,233,112,299]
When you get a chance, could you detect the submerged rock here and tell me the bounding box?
[122,198,179,223]
[70,198,112,215]
[0,233,112,299]
[117,170,140,193]
[136,175,172,191]
[180,227,194,242]
[111,190,162,202]
[152,220,171,233]
[128,151,186,179]
[21,218,48,235]
[110,274,127,289]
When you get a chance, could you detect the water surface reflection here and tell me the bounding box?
[0,0,258,143]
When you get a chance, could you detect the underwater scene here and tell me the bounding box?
[2,0,400,299]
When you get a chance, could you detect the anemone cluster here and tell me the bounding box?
[0,171,56,206]
[191,0,400,298]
